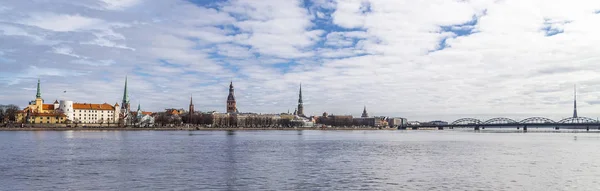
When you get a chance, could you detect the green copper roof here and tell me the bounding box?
[36,79,41,98]
[122,76,129,103]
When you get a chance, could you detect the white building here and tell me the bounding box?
[72,103,120,124]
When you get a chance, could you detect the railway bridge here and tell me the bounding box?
[404,116,600,131]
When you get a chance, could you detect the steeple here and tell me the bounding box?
[189,94,194,115]
[136,103,142,119]
[361,106,369,118]
[297,83,304,116]
[36,78,41,98]
[226,81,237,113]
[298,83,303,104]
[573,84,578,118]
[122,76,129,104]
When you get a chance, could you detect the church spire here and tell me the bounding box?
[36,78,41,98]
[121,76,130,112]
[573,84,578,118]
[361,106,369,118]
[122,76,129,104]
[297,83,304,116]
[189,94,194,115]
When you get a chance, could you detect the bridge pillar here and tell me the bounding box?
[587,126,589,131]
[517,126,520,130]
[438,127,443,130]
[474,126,480,131]
[555,127,559,130]
[482,127,485,129]
[523,125,527,132]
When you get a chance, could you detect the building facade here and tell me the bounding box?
[72,103,120,124]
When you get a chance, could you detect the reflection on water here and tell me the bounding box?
[1,130,600,190]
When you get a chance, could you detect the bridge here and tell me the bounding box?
[404,116,600,131]
[404,85,599,131]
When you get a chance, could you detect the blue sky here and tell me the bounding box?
[2,0,600,121]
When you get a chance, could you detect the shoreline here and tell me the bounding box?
[0,127,396,131]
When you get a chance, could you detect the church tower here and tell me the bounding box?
[227,81,237,113]
[361,106,369,118]
[35,79,43,113]
[120,76,131,125]
[297,83,304,116]
[189,95,194,116]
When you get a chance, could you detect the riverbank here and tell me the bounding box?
[0,127,396,131]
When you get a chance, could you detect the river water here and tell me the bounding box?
[1,130,600,190]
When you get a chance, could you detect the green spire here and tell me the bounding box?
[122,76,129,104]
[36,78,41,98]
[137,103,141,111]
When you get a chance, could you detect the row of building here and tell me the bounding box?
[16,78,152,126]
[13,78,407,128]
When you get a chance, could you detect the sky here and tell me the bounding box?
[1,0,600,122]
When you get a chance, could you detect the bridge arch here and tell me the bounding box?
[483,117,518,124]
[558,117,598,124]
[519,117,555,124]
[451,118,482,125]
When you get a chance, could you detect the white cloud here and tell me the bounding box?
[19,13,104,32]
[4,0,600,122]
[100,0,142,10]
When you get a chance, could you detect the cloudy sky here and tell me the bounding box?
[1,0,600,121]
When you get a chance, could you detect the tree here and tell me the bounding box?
[0,104,19,123]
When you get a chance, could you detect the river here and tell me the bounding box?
[1,130,599,190]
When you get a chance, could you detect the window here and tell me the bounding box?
[47,121,50,123]
[47,117,50,119]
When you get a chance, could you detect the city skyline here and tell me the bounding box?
[2,0,600,121]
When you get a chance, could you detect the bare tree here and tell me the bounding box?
[0,104,20,123]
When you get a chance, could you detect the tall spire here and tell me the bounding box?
[297,83,304,116]
[573,84,578,118]
[298,83,303,104]
[189,94,194,116]
[137,103,141,112]
[190,94,194,106]
[122,76,129,104]
[36,78,41,98]
[361,106,369,118]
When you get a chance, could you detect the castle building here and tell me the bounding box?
[72,103,120,124]
[297,83,304,117]
[18,79,67,124]
[226,81,237,113]
[17,78,124,125]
